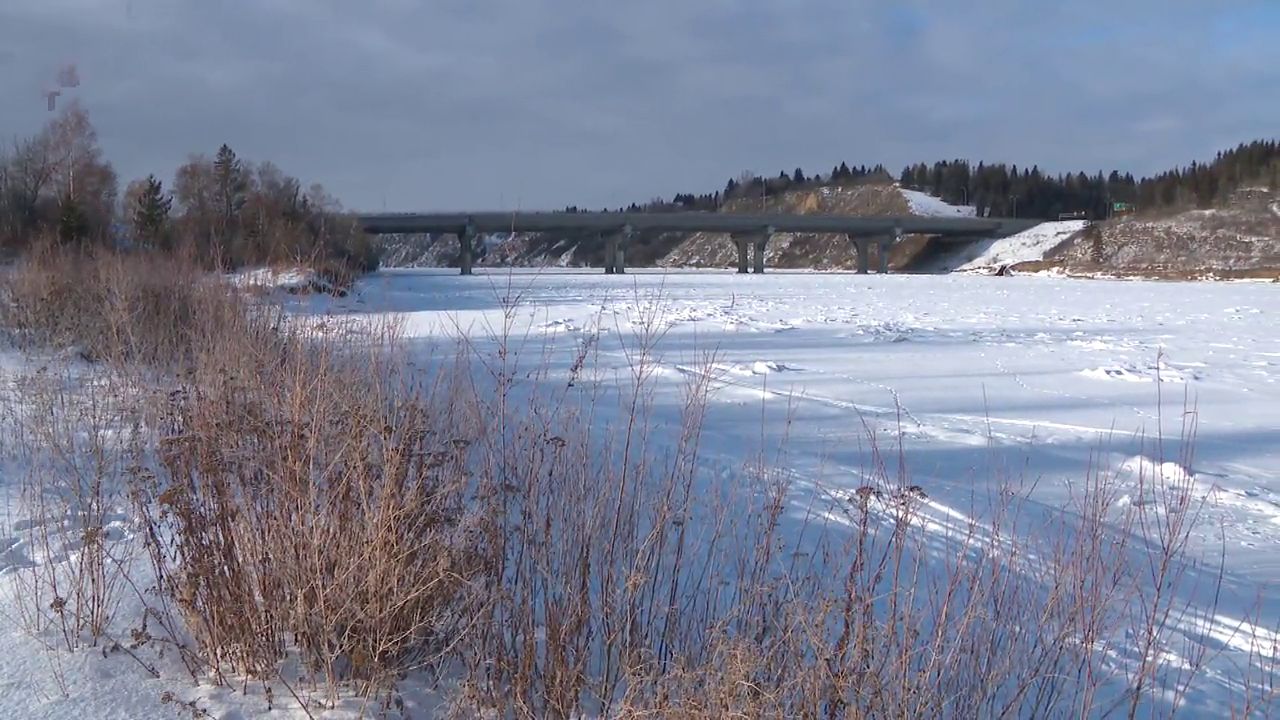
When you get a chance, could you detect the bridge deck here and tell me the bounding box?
[357,211,1036,238]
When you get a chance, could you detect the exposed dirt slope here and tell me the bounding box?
[377,183,975,271]
[1052,188,1280,276]
[660,183,929,270]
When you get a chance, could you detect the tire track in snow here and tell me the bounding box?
[671,361,1120,443]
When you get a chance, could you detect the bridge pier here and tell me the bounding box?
[731,226,774,274]
[851,237,870,274]
[604,225,632,274]
[880,227,902,275]
[458,223,476,275]
[734,237,750,273]
[849,229,902,275]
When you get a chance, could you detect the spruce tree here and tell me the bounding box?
[213,144,248,260]
[58,195,89,244]
[133,174,173,248]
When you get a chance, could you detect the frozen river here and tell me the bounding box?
[322,268,1280,558]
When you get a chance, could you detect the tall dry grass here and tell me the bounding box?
[0,248,1274,718]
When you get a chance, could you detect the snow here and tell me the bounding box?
[960,220,1087,269]
[899,187,978,217]
[229,267,334,295]
[920,220,1088,273]
[5,268,1280,716]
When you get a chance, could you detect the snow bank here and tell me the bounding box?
[957,220,1088,270]
[229,267,338,295]
[899,188,977,218]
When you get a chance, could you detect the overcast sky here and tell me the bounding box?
[2,1,1277,211]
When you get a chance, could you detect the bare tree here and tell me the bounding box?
[172,154,218,259]
[45,102,118,243]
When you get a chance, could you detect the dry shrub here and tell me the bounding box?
[131,319,487,698]
[438,308,1259,718]
[0,242,247,367]
[3,361,143,652]
[2,246,481,701]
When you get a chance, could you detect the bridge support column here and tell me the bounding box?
[878,227,901,275]
[851,236,871,274]
[734,238,749,273]
[604,235,618,274]
[878,240,891,275]
[604,225,632,274]
[459,223,476,275]
[749,226,774,274]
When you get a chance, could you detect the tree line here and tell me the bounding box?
[610,139,1279,220]
[898,140,1279,219]
[0,102,378,275]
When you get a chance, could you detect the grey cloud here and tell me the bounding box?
[0,1,1275,211]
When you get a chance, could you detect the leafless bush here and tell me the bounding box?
[127,319,486,702]
[0,243,251,367]
[4,362,142,650]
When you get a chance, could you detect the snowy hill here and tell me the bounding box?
[900,188,978,218]
[919,221,1089,273]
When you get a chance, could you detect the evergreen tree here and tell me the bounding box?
[213,144,248,255]
[58,195,89,244]
[132,174,172,247]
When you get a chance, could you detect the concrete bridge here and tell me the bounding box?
[356,211,1039,275]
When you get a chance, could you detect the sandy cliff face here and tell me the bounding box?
[1054,188,1280,276]
[659,183,931,270]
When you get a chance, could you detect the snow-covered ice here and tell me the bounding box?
[3,267,1279,717]
[306,268,1280,570]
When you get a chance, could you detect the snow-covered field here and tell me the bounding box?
[3,267,1279,717]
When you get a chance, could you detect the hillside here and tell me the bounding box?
[1050,187,1280,277]
[919,221,1090,273]
[374,185,1280,279]
[660,183,922,270]
[376,182,972,272]
[377,227,688,270]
